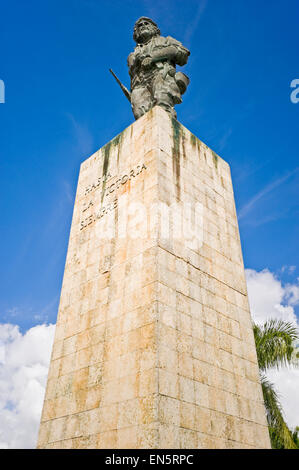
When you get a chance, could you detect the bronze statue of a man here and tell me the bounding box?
[127,17,190,120]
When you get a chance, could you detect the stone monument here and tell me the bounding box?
[37,19,271,449]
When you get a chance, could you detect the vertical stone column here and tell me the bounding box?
[37,106,271,449]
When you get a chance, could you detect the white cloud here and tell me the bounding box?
[246,268,299,326]
[266,367,299,430]
[0,323,55,449]
[246,268,299,430]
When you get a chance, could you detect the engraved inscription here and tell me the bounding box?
[85,172,112,195]
[80,163,147,230]
[84,163,147,196]
[80,199,118,230]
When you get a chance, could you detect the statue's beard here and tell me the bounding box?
[136,28,155,44]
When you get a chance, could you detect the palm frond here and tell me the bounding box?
[253,319,299,371]
[261,374,298,449]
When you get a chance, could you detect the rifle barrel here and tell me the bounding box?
[109,69,131,102]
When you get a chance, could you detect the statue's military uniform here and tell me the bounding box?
[128,35,190,119]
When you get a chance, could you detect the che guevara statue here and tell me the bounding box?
[110,17,190,120]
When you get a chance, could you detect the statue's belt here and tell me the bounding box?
[132,70,169,88]
[132,62,175,83]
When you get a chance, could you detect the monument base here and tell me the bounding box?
[37,106,271,449]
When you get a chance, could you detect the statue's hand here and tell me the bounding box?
[141,57,153,70]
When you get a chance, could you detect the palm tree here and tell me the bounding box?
[292,427,299,448]
[253,319,299,449]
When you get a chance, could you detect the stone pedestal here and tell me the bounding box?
[37,106,271,449]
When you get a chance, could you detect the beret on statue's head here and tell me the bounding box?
[133,17,161,42]
[134,17,158,27]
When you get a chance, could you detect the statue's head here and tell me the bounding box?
[133,17,160,44]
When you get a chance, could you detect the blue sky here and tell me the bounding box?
[0,0,298,332]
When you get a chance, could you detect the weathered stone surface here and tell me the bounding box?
[37,106,271,449]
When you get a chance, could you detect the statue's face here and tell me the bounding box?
[134,19,157,44]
